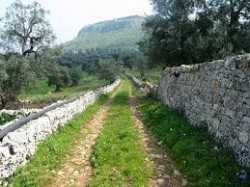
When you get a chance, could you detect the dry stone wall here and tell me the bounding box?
[157,54,250,166]
[131,76,158,95]
[0,79,120,181]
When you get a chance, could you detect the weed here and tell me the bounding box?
[9,95,108,187]
[19,73,108,106]
[138,97,250,186]
[89,81,150,186]
[0,114,15,125]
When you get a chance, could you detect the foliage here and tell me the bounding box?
[98,58,120,83]
[9,95,109,186]
[0,113,15,125]
[0,0,55,56]
[0,55,33,107]
[0,0,56,107]
[58,47,139,76]
[139,0,250,67]
[68,66,82,86]
[47,65,71,92]
[125,66,162,84]
[139,97,250,186]
[18,73,108,109]
[61,16,145,76]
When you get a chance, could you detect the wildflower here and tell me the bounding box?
[236,170,248,181]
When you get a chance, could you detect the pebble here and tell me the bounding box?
[164,174,170,179]
[174,170,181,176]
[73,170,79,175]
[57,171,64,176]
[157,178,165,184]
[158,141,162,145]
[182,179,188,186]
[152,154,163,159]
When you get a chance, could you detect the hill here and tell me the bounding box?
[63,16,144,52]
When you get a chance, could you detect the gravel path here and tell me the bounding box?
[49,103,109,187]
[48,81,187,187]
[48,84,122,187]
[128,83,187,187]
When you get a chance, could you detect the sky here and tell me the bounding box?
[0,0,153,44]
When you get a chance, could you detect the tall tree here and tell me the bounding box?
[0,0,55,56]
[140,0,250,67]
[208,0,250,52]
[0,0,56,107]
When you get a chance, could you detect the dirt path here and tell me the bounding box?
[48,84,121,187]
[48,81,186,187]
[128,83,187,187]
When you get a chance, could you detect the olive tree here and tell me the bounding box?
[99,58,119,84]
[140,0,250,67]
[0,0,55,56]
[0,55,32,107]
[0,0,55,107]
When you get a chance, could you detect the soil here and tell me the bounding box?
[48,103,110,187]
[47,83,121,187]
[2,97,60,110]
[128,82,187,187]
[42,82,187,187]
[129,97,187,187]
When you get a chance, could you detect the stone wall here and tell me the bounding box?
[131,76,158,95]
[157,54,250,166]
[0,79,120,181]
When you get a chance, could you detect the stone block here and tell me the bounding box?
[0,79,121,180]
[157,54,250,166]
[242,117,250,124]
[239,132,249,146]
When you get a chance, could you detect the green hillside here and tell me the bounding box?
[64,15,144,52]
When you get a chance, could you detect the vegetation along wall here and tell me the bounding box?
[0,80,121,181]
[157,54,250,167]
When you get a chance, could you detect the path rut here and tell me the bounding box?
[49,104,109,187]
[128,83,187,187]
[48,84,121,187]
[48,81,186,187]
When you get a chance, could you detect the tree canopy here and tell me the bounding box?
[0,0,55,57]
[0,0,56,107]
[139,0,250,67]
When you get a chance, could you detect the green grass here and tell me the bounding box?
[19,72,108,101]
[88,81,150,186]
[0,113,15,126]
[9,94,109,187]
[125,67,163,84]
[138,97,250,187]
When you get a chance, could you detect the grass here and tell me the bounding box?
[138,97,250,187]
[9,94,109,187]
[88,81,150,186]
[125,66,163,84]
[0,113,15,126]
[19,72,108,102]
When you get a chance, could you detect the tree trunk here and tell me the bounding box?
[0,95,5,109]
[55,84,61,92]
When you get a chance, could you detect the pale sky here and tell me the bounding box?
[0,0,153,44]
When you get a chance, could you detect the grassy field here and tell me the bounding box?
[18,72,108,108]
[125,67,163,84]
[138,97,250,186]
[9,95,109,187]
[8,77,250,186]
[88,81,151,186]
